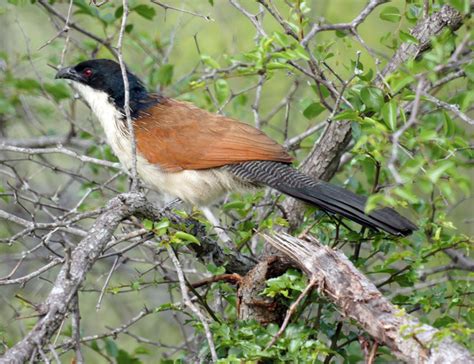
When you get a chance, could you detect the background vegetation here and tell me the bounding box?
[0,0,472,362]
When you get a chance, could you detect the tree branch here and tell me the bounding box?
[264,232,474,363]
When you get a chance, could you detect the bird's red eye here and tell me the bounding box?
[83,69,93,77]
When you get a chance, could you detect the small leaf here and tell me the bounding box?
[399,30,419,44]
[174,231,200,245]
[390,74,415,94]
[104,338,119,358]
[266,61,292,70]
[381,100,398,130]
[223,201,246,211]
[426,160,454,183]
[333,110,360,121]
[15,78,41,92]
[303,102,325,119]
[442,112,455,137]
[154,218,170,231]
[142,219,154,230]
[133,5,156,20]
[214,79,230,104]
[44,83,70,101]
[115,5,123,19]
[380,6,401,22]
[207,263,226,275]
[360,87,384,111]
[273,31,291,47]
[200,54,220,69]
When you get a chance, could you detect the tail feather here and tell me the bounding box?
[228,161,417,236]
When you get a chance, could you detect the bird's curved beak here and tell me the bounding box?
[55,67,79,81]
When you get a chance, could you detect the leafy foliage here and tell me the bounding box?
[0,0,472,363]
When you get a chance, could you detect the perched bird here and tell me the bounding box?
[56,59,417,236]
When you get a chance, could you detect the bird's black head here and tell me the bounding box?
[56,59,159,117]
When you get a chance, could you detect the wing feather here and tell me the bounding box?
[134,98,292,172]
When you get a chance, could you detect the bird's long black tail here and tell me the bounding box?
[228,161,417,236]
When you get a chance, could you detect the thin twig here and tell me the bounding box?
[116,0,138,191]
[151,0,213,21]
[96,255,121,311]
[166,246,218,362]
[265,276,318,349]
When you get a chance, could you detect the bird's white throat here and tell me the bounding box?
[71,81,133,170]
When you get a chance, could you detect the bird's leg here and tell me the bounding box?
[201,207,234,249]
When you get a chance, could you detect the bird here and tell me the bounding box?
[55,59,417,236]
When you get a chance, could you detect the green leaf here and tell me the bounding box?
[44,83,70,101]
[223,201,246,211]
[174,231,200,245]
[15,78,41,92]
[117,349,141,364]
[90,340,100,353]
[133,5,156,20]
[311,84,330,98]
[266,61,292,70]
[360,87,384,111]
[200,54,220,69]
[156,64,174,86]
[154,218,170,231]
[273,31,291,47]
[73,0,98,18]
[463,62,474,81]
[426,160,454,183]
[442,112,455,137]
[142,219,154,230]
[214,79,230,104]
[207,263,226,275]
[380,6,401,22]
[333,110,360,121]
[381,100,398,130]
[390,74,415,94]
[393,186,419,204]
[399,30,419,44]
[115,6,123,19]
[303,102,325,119]
[104,338,119,358]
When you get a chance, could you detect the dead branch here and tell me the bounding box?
[264,232,474,364]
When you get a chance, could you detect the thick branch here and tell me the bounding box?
[381,5,463,77]
[264,232,474,363]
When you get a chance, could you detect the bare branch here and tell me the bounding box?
[151,0,213,21]
[166,246,218,362]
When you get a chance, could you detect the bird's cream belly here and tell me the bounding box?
[136,157,240,206]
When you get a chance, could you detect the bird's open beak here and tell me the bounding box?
[55,67,79,81]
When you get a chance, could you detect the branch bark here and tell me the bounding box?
[264,232,474,364]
